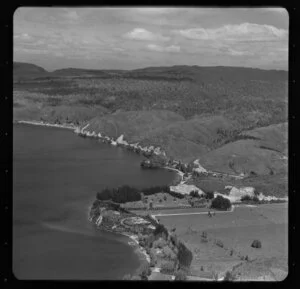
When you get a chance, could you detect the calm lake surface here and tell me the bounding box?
[13,124,176,280]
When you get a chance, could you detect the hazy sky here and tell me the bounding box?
[13,7,289,71]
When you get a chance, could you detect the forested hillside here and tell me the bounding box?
[13,62,288,176]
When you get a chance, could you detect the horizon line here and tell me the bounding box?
[13,61,288,73]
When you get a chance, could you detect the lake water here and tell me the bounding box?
[13,124,176,280]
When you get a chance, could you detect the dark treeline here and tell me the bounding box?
[142,185,170,196]
[189,190,201,198]
[147,223,193,272]
[142,185,184,199]
[96,184,184,203]
[96,185,141,203]
[154,224,193,269]
[240,194,259,203]
[177,241,193,269]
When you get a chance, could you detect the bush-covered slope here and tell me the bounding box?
[82,110,184,141]
[13,90,108,125]
[14,63,288,122]
[137,115,238,161]
[80,113,239,161]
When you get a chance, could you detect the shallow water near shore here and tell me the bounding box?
[13,123,176,280]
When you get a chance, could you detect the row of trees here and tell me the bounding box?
[96,185,141,203]
[95,184,220,205]
[241,194,259,203]
[142,185,170,196]
[212,128,260,148]
[96,185,234,210]
[189,190,201,198]
[96,184,186,203]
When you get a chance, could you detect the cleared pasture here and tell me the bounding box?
[158,203,288,278]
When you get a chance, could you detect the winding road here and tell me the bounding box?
[152,205,235,218]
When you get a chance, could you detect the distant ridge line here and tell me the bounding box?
[13,61,288,74]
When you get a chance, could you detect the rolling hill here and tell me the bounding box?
[13,62,288,179]
[130,65,288,82]
[13,62,49,81]
[79,110,288,174]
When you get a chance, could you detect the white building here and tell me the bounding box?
[215,186,255,202]
[169,184,205,196]
[192,159,208,175]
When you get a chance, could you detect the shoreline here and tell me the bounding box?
[16,120,153,278]
[18,119,288,280]
[89,221,151,278]
[15,120,185,181]
[75,123,186,186]
[15,120,78,130]
[163,166,185,184]
[121,232,151,264]
[15,119,288,281]
[88,204,151,277]
[16,120,288,202]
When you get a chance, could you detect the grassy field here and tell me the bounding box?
[123,192,190,209]
[158,203,288,280]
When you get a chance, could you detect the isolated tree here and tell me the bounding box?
[211,195,231,210]
[251,239,262,249]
